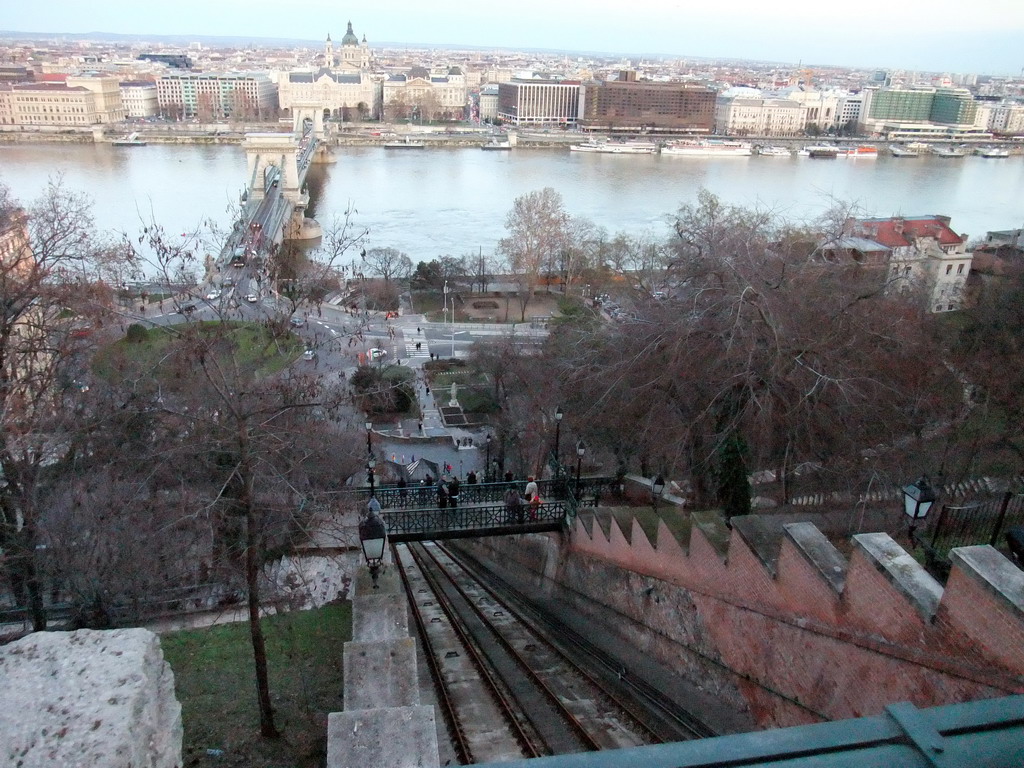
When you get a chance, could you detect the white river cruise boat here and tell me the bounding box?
[569,139,658,154]
[662,139,753,156]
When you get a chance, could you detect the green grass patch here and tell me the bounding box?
[431,370,497,413]
[160,602,351,768]
[93,321,304,384]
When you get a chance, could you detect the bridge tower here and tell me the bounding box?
[243,133,302,202]
[290,105,326,140]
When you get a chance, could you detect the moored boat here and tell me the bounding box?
[803,145,839,159]
[112,132,146,147]
[932,146,968,158]
[570,139,657,154]
[978,146,1010,158]
[837,145,878,158]
[481,139,511,151]
[384,138,426,149]
[889,145,919,158]
[662,139,753,156]
[756,145,793,156]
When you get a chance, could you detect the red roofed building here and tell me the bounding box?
[839,215,973,312]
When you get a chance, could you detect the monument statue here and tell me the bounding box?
[449,382,458,407]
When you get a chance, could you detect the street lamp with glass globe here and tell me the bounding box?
[365,419,372,455]
[903,475,937,545]
[358,508,387,588]
[651,474,666,510]
[575,440,585,497]
[553,406,563,467]
[485,434,493,483]
[367,454,377,497]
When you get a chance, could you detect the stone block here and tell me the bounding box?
[0,628,182,768]
[326,705,438,768]
[343,638,420,710]
[353,592,409,642]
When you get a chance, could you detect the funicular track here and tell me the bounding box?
[396,540,713,765]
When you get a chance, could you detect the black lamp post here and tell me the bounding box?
[485,434,493,483]
[365,419,372,455]
[367,454,377,497]
[553,406,563,468]
[651,474,666,510]
[358,509,387,588]
[903,475,936,545]
[575,440,585,497]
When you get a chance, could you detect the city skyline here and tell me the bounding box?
[4,0,1024,75]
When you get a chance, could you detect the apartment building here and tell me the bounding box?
[65,75,125,123]
[383,67,467,121]
[156,72,278,120]
[119,81,158,118]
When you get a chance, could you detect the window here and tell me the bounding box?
[957,264,964,274]
[945,264,952,275]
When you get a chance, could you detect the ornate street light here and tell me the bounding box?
[485,434,493,483]
[553,406,563,467]
[365,419,373,455]
[358,508,388,588]
[903,475,936,544]
[575,440,586,497]
[367,454,377,497]
[651,474,666,510]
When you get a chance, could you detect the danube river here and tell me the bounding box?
[1,142,1022,261]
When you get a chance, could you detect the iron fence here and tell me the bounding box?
[324,476,616,511]
[927,491,1024,560]
[383,499,577,542]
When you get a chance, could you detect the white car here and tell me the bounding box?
[205,290,221,301]
[368,348,387,360]
[302,348,316,361]
[245,293,258,303]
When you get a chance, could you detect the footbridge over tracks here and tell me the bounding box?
[331,477,618,542]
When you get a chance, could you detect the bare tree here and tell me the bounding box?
[0,180,131,630]
[498,188,569,321]
[362,246,413,283]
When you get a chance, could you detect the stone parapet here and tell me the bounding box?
[0,628,182,768]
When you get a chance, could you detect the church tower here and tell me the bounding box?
[325,33,334,66]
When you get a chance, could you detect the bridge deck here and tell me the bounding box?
[383,500,572,542]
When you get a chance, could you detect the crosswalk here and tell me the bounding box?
[405,340,430,358]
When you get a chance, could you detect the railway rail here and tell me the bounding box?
[396,540,713,764]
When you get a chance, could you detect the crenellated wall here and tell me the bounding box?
[462,510,1024,731]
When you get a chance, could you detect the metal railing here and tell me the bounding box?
[927,490,1024,559]
[383,499,577,542]
[326,477,616,511]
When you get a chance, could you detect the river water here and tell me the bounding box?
[1,142,1022,263]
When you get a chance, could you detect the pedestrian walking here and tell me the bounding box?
[504,470,514,483]
[504,485,523,524]
[437,479,449,509]
[398,477,408,503]
[448,476,460,509]
[524,476,538,503]
[467,470,477,485]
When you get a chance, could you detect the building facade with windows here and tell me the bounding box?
[119,81,158,118]
[156,72,278,120]
[834,216,973,312]
[578,73,716,133]
[382,67,467,121]
[497,79,581,126]
[279,69,380,120]
[3,82,99,126]
[65,75,125,123]
[715,97,806,136]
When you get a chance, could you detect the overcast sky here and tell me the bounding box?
[6,0,1024,75]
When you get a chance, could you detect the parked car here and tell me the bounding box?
[205,290,221,301]
[290,315,305,327]
[245,293,258,303]
[368,348,387,360]
[303,348,317,361]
